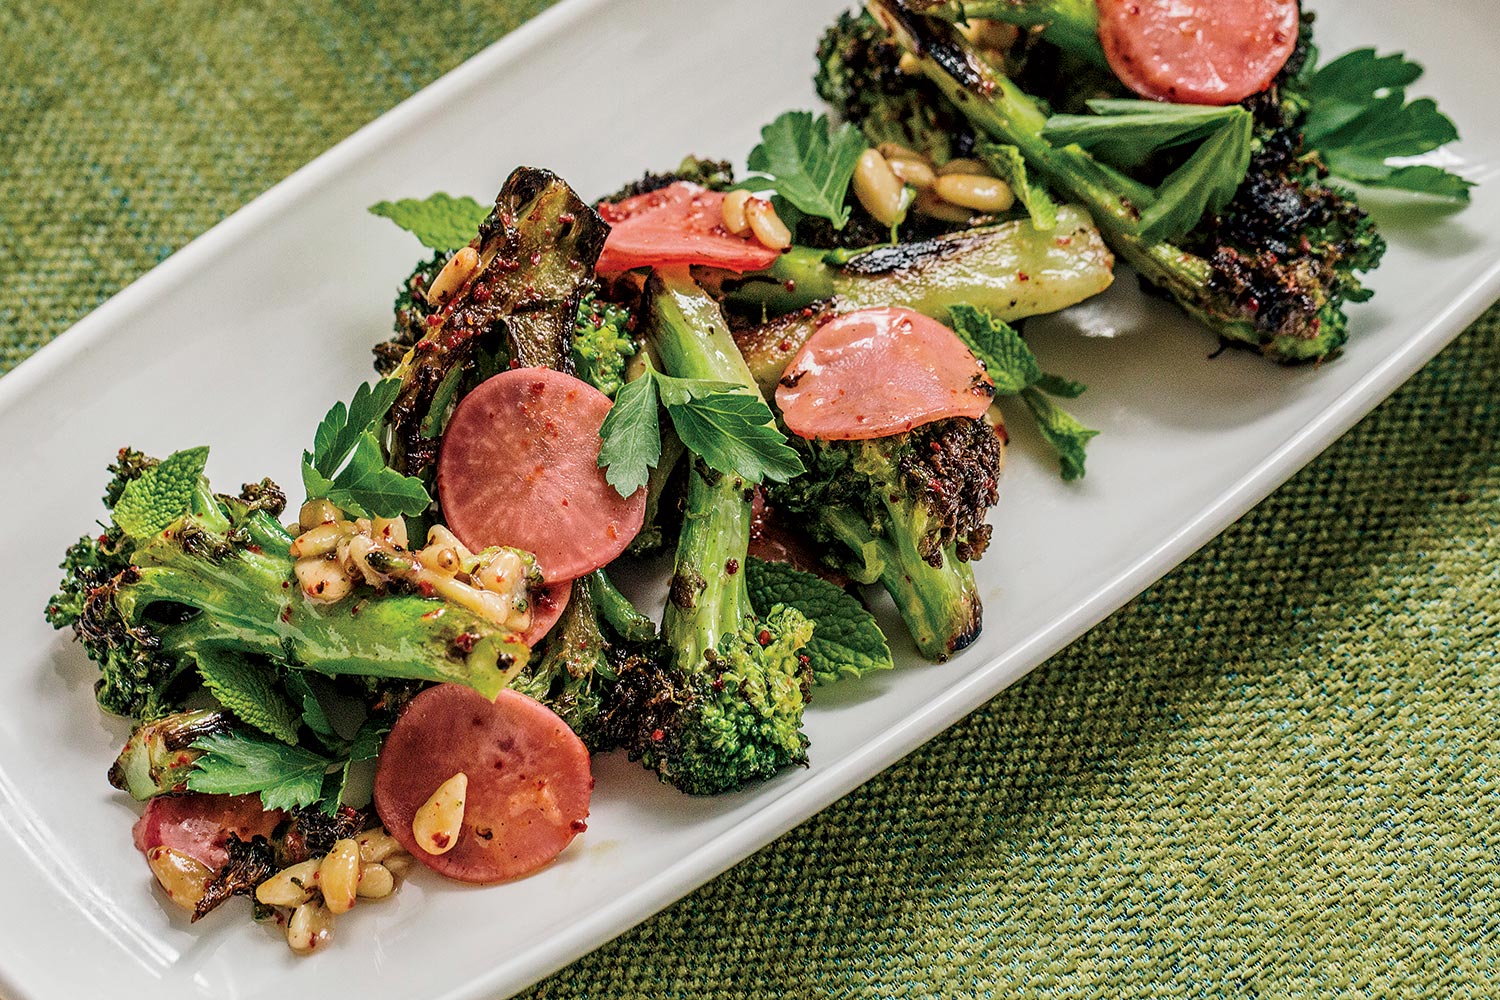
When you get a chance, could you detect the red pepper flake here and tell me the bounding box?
[472,284,492,304]
[725,558,739,575]
[570,819,587,833]
[417,580,436,598]
[1017,271,1029,282]
[280,605,292,623]
[453,631,479,653]
[798,654,810,667]
[245,544,262,554]
[96,533,109,545]
[757,628,772,646]
[778,339,793,351]
[558,212,576,224]
[425,313,443,327]
[431,832,451,849]
[651,728,665,742]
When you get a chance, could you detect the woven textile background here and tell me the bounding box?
[4,2,1497,997]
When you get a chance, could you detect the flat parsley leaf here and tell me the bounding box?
[745,110,867,230]
[596,369,661,497]
[598,365,804,496]
[303,379,431,518]
[194,649,301,744]
[746,558,893,685]
[187,732,333,812]
[368,193,490,250]
[112,446,210,538]
[1300,49,1471,201]
[948,304,1098,481]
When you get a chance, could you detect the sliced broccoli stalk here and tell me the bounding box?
[771,419,998,661]
[861,1,1382,362]
[614,268,814,795]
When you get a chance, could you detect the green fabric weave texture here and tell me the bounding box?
[3,2,1496,997]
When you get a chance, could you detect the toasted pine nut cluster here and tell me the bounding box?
[853,143,1016,228]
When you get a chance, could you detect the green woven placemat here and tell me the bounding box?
[4,3,1497,997]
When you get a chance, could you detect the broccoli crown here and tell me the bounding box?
[780,417,1003,567]
[374,251,445,376]
[600,155,737,205]
[571,291,638,398]
[513,571,666,753]
[816,9,974,165]
[615,604,813,796]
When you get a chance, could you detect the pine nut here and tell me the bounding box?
[356,828,404,864]
[913,188,977,223]
[295,555,354,603]
[721,189,752,235]
[289,521,348,558]
[356,862,396,899]
[887,157,936,190]
[380,854,413,879]
[745,197,791,251]
[298,498,342,534]
[412,772,467,855]
[937,158,990,176]
[852,149,908,226]
[255,858,321,908]
[319,838,361,915]
[371,516,408,550]
[286,900,333,955]
[934,173,1015,213]
[146,846,211,912]
[425,246,480,306]
[897,51,922,75]
[876,142,925,163]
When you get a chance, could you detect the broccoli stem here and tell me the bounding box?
[589,569,658,644]
[649,267,761,672]
[821,500,982,661]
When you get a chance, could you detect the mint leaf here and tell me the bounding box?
[113,446,210,538]
[194,650,300,744]
[597,370,662,497]
[656,371,805,485]
[303,380,431,517]
[948,305,1097,480]
[746,558,892,685]
[369,193,489,251]
[1301,49,1471,201]
[1135,108,1253,242]
[978,143,1058,230]
[745,110,867,229]
[1021,388,1098,483]
[187,732,333,812]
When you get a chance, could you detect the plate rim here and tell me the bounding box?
[2,0,1498,997]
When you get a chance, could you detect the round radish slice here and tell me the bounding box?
[596,182,781,274]
[1098,0,1300,106]
[438,368,645,583]
[373,685,593,884]
[515,580,570,647]
[133,793,283,871]
[775,307,995,441]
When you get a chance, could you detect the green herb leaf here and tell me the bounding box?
[1135,107,1253,242]
[597,370,662,497]
[187,732,333,812]
[745,558,893,685]
[283,672,335,740]
[656,371,805,485]
[194,650,301,744]
[745,110,867,229]
[948,305,1097,480]
[303,380,431,517]
[369,193,490,251]
[599,366,803,492]
[1044,100,1247,170]
[977,142,1058,230]
[321,717,389,814]
[1020,387,1098,483]
[113,446,210,538]
[1301,49,1471,201]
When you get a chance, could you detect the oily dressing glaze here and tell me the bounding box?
[776,306,995,440]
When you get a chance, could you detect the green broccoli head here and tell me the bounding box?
[772,417,1002,660]
[599,155,737,204]
[571,291,638,399]
[615,604,813,796]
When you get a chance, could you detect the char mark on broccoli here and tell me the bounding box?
[193,834,277,922]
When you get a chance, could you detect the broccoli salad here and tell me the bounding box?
[45,0,1467,956]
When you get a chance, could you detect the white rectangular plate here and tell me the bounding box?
[2,1,1497,997]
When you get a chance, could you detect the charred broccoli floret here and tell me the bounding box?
[373,251,445,376]
[840,2,1383,362]
[612,269,815,795]
[772,417,1001,661]
[513,570,664,753]
[600,155,737,204]
[46,448,531,723]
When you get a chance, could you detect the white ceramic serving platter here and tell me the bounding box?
[1,1,1496,997]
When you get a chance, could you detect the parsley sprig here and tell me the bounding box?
[743,110,867,230]
[598,361,804,497]
[302,379,431,518]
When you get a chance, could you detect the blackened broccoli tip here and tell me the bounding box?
[571,291,638,399]
[619,270,815,795]
[600,155,737,205]
[858,0,1382,363]
[375,250,445,376]
[49,451,534,723]
[771,416,1001,660]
